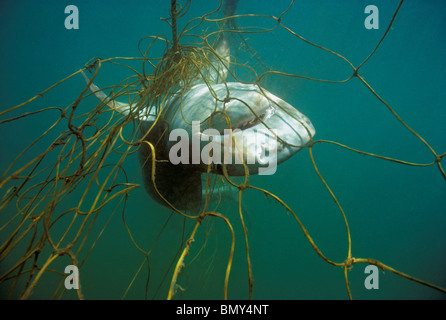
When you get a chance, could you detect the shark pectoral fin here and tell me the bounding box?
[81,71,132,116]
[161,164,203,213]
[152,163,203,214]
[139,141,202,213]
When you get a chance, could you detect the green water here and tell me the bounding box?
[0,0,445,300]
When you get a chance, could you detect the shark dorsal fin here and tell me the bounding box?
[206,33,231,85]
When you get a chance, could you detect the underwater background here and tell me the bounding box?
[1,0,445,300]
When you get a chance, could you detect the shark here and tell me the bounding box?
[82,34,315,213]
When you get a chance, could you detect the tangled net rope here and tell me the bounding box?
[0,0,445,300]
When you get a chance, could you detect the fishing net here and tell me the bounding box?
[0,0,445,300]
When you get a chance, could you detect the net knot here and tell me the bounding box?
[344,257,355,270]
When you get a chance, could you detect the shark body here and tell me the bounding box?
[82,34,315,213]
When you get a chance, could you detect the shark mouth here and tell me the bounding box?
[198,92,278,137]
[228,100,276,133]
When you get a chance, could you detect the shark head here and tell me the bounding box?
[164,82,315,176]
[199,83,315,176]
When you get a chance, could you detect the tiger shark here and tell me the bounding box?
[82,34,315,213]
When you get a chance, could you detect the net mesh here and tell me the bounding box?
[0,0,445,299]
